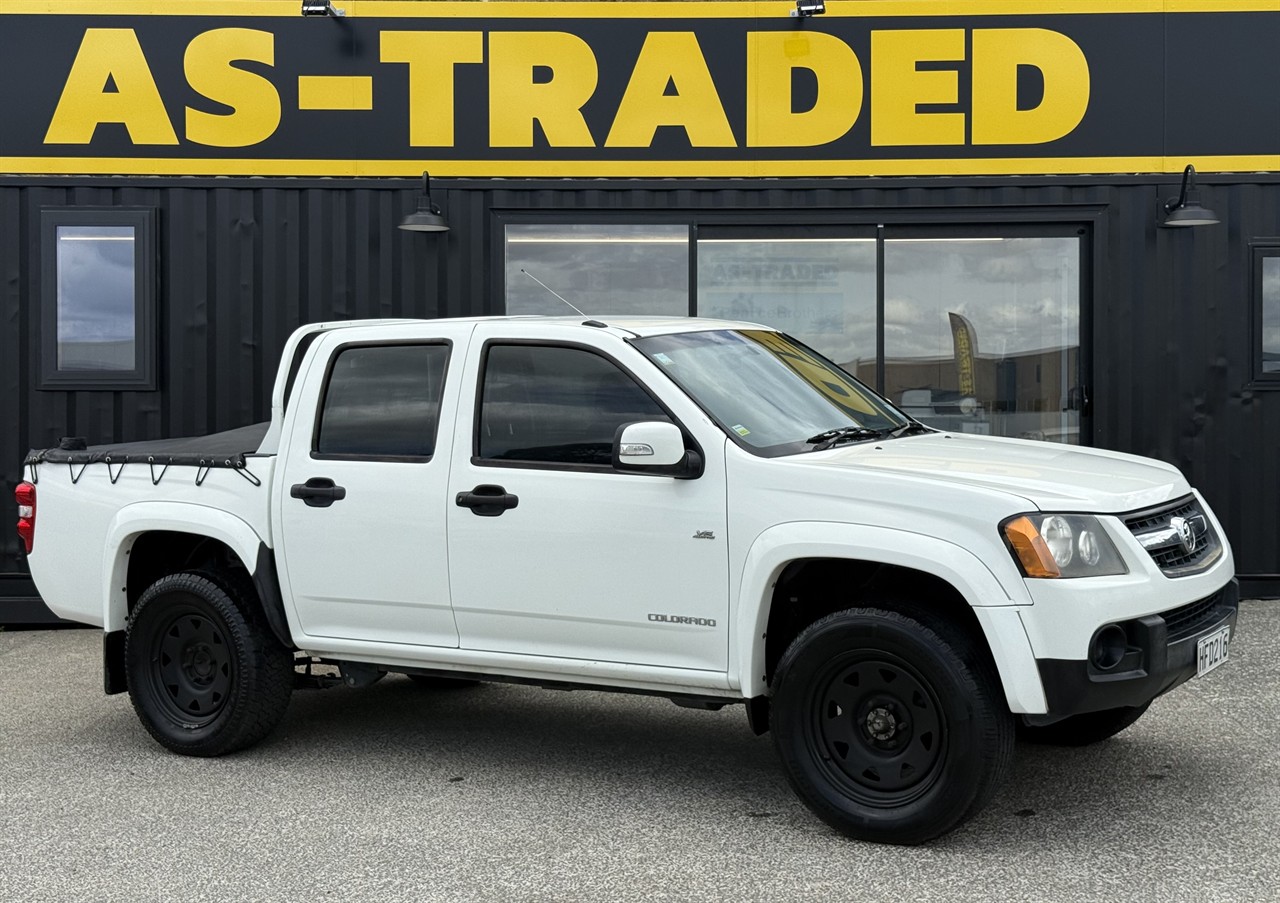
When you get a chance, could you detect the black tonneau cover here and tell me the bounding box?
[25,422,269,469]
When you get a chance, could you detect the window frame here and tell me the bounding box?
[471,339,693,474]
[38,207,158,391]
[310,339,453,463]
[1251,242,1280,387]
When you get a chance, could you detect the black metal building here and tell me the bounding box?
[4,3,1280,620]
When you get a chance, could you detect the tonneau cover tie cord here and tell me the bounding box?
[26,455,263,488]
[23,421,270,488]
[147,457,169,486]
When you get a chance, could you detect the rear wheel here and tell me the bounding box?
[1018,703,1151,746]
[125,571,293,756]
[771,607,1013,845]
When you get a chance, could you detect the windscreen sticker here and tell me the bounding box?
[732,424,751,436]
[654,353,673,365]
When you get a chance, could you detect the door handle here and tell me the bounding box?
[456,484,519,517]
[290,477,347,508]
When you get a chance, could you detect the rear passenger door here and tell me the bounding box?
[276,330,462,647]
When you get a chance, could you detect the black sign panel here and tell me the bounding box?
[1,2,1277,177]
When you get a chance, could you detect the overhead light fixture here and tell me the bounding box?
[791,0,826,16]
[398,171,450,233]
[301,0,345,17]
[1160,164,1220,228]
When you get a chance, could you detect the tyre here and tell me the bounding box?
[771,607,1014,845]
[405,674,482,689]
[125,571,294,756]
[1017,702,1151,746]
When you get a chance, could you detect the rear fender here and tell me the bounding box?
[102,502,266,632]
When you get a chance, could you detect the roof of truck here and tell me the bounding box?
[316,315,772,339]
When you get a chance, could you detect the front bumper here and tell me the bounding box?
[1031,579,1239,721]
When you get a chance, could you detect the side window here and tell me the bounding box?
[316,344,449,458]
[478,344,669,467]
[1256,246,1280,383]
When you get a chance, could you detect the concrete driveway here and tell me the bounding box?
[1,601,1277,903]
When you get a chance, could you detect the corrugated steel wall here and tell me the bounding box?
[3,176,1280,603]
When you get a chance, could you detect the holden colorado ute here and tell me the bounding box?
[18,316,1238,844]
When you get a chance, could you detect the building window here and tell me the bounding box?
[696,227,877,382]
[1256,246,1280,382]
[504,224,690,317]
[39,209,157,390]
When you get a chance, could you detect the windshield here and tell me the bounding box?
[633,329,914,456]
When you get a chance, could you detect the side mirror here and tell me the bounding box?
[612,421,703,479]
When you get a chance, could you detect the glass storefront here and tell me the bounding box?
[504,224,689,317]
[502,222,1086,444]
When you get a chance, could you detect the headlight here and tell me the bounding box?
[1001,514,1128,578]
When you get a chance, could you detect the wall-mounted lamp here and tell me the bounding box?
[300,1,345,17]
[398,172,450,233]
[790,0,826,17]
[1160,164,1220,228]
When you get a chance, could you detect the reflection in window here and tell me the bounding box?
[56,225,137,371]
[884,237,1081,444]
[317,344,449,457]
[479,345,668,466]
[635,329,904,455]
[697,238,876,373]
[1262,256,1280,374]
[504,224,689,317]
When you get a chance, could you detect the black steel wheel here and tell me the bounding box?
[1018,702,1151,746]
[126,571,293,756]
[771,607,1013,845]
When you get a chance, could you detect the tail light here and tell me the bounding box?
[15,482,35,554]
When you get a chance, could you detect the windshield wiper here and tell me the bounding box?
[804,426,890,451]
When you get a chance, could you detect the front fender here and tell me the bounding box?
[734,522,1047,714]
[101,501,266,632]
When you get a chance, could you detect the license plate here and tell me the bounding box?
[1196,625,1231,678]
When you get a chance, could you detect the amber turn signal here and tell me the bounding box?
[1003,516,1061,578]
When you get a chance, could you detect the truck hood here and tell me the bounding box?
[801,432,1189,512]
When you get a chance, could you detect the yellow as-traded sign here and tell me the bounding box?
[2,1,1278,177]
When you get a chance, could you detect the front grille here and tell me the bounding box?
[1161,588,1231,642]
[1124,496,1221,577]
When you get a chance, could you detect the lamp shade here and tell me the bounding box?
[398,200,450,232]
[398,172,450,232]
[1162,202,1220,228]
[1160,164,1219,228]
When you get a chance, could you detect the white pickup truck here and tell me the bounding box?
[19,316,1237,844]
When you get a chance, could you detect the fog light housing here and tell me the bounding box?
[1090,624,1128,671]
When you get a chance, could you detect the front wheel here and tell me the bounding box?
[771,608,1014,845]
[125,571,293,756]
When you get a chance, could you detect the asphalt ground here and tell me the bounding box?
[1,601,1277,903]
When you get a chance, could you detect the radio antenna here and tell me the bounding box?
[521,269,587,317]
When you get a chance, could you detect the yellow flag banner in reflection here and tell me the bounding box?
[949,312,978,397]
